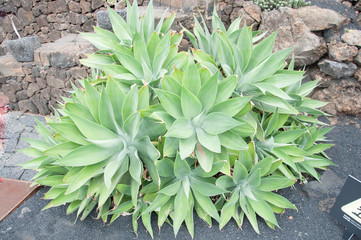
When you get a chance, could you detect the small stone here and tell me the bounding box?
[0,54,24,77]
[50,52,77,68]
[56,14,67,23]
[17,8,35,27]
[234,0,244,7]
[47,14,57,23]
[354,68,361,82]
[92,0,104,9]
[41,88,51,100]
[34,77,45,89]
[25,76,35,83]
[315,80,361,115]
[24,25,35,35]
[16,90,28,101]
[48,68,67,79]
[35,15,48,27]
[18,99,39,113]
[5,36,42,62]
[82,19,96,32]
[354,49,361,66]
[40,70,47,79]
[302,170,345,198]
[21,80,29,90]
[32,66,41,78]
[11,0,21,7]
[67,12,83,25]
[341,30,361,47]
[37,32,49,44]
[48,30,61,42]
[50,88,64,100]
[259,8,327,67]
[41,27,49,34]
[69,1,81,12]
[47,76,65,88]
[30,95,50,115]
[96,10,127,31]
[20,0,33,11]
[295,6,347,31]
[81,15,88,24]
[80,0,92,14]
[32,2,48,17]
[243,2,261,22]
[68,67,87,79]
[2,82,17,103]
[53,23,62,31]
[60,23,68,31]
[69,25,81,33]
[1,17,19,33]
[318,59,357,78]
[224,5,233,15]
[48,0,68,13]
[328,42,358,62]
[61,30,70,38]
[27,83,40,97]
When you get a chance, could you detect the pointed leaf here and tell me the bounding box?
[202,113,242,135]
[196,128,221,153]
[181,87,202,120]
[195,143,214,172]
[56,144,115,166]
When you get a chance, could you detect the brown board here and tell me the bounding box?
[0,178,40,222]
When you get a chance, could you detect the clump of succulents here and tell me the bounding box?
[253,0,311,11]
[21,1,333,238]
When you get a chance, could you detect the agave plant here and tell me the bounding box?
[184,9,267,67]
[217,159,296,233]
[83,0,176,48]
[234,109,334,182]
[186,10,328,119]
[21,77,166,220]
[80,0,185,89]
[153,58,251,171]
[141,153,227,237]
[20,2,334,238]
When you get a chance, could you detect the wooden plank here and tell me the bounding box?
[0,178,40,222]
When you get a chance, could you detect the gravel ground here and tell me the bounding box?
[0,112,360,240]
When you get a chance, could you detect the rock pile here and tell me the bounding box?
[311,30,361,115]
[311,28,361,116]
[0,0,108,55]
[0,34,94,115]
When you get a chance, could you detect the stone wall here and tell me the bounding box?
[0,0,119,56]
[0,0,361,116]
[0,34,94,115]
[0,0,213,56]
